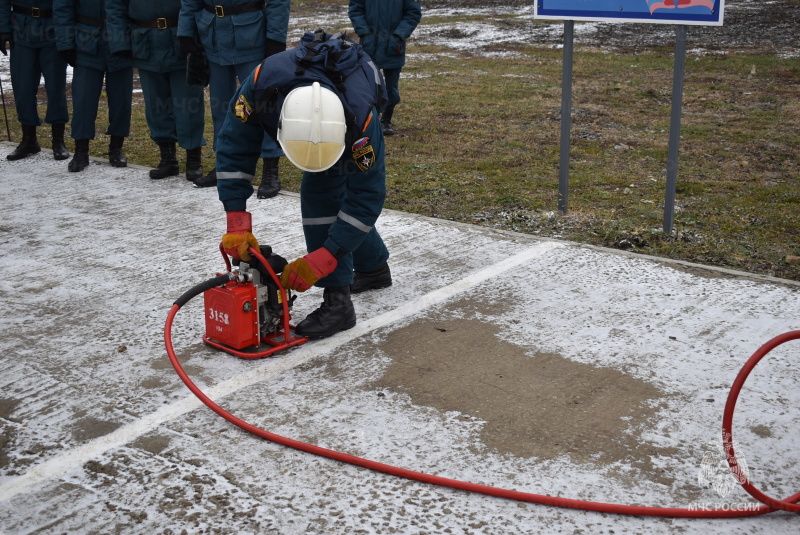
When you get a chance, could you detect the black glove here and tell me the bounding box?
[186,48,210,88]
[113,49,133,59]
[0,33,13,56]
[59,49,77,67]
[179,36,201,57]
[264,38,285,59]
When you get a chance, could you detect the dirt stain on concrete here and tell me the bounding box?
[375,317,673,472]
[71,416,122,443]
[132,434,172,455]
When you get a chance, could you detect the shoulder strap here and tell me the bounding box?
[294,29,357,94]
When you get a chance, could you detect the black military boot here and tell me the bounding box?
[51,123,69,160]
[150,142,179,179]
[108,136,127,167]
[294,286,357,339]
[351,262,392,294]
[380,107,395,136]
[193,167,217,188]
[256,157,281,199]
[68,139,90,172]
[185,147,203,181]
[7,125,41,160]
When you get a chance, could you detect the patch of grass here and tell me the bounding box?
[386,46,799,280]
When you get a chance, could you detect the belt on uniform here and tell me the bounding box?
[12,5,53,18]
[203,2,265,17]
[132,17,179,29]
[76,15,105,28]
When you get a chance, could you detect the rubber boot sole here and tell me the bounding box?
[296,319,357,340]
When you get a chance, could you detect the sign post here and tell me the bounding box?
[558,20,574,215]
[664,25,687,233]
[535,1,725,230]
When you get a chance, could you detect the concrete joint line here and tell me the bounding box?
[0,242,563,503]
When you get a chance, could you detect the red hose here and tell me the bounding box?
[722,330,800,514]
[165,305,799,518]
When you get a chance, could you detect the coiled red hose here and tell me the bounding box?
[164,300,799,519]
[722,330,800,514]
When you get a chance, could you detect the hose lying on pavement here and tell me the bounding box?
[164,294,800,518]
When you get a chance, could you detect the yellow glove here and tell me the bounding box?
[221,211,259,261]
[280,247,338,292]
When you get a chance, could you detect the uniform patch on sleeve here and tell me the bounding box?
[352,137,375,172]
[234,94,252,123]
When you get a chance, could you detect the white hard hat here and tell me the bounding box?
[277,82,347,172]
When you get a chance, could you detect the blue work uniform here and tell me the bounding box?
[177,0,289,157]
[106,0,205,150]
[0,0,69,126]
[215,34,390,287]
[53,0,132,140]
[348,0,421,109]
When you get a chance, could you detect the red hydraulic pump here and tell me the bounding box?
[176,244,308,359]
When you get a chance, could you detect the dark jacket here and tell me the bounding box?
[348,0,421,69]
[53,0,130,71]
[177,0,290,66]
[106,0,184,73]
[0,0,58,48]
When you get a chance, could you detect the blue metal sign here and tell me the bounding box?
[535,0,725,26]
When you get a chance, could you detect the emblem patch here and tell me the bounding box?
[352,141,375,172]
[234,94,252,123]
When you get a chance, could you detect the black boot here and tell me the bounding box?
[7,125,41,161]
[68,139,90,172]
[51,124,69,160]
[185,147,203,181]
[295,286,357,339]
[193,167,217,188]
[380,107,395,136]
[108,136,127,167]
[149,142,179,179]
[257,157,281,199]
[351,262,392,294]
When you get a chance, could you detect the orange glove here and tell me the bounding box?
[221,211,259,261]
[280,247,338,292]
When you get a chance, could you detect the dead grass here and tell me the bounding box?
[379,48,800,281]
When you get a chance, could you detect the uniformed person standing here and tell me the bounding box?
[106,0,206,180]
[53,0,133,172]
[177,0,289,197]
[0,0,70,161]
[349,0,421,136]
[217,31,393,339]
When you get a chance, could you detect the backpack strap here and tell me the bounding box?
[295,28,328,76]
[294,30,356,94]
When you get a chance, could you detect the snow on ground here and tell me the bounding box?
[0,145,798,534]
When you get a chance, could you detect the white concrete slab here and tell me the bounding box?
[0,143,798,534]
